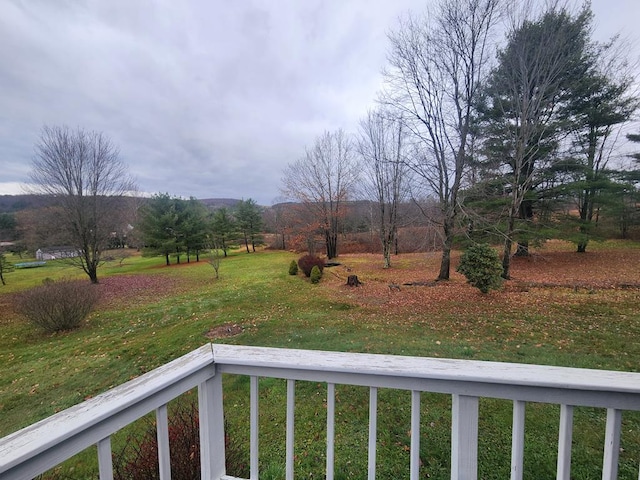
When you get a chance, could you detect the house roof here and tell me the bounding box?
[37,246,77,253]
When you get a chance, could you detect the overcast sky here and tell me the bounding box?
[1,1,638,205]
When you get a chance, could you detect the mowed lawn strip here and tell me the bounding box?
[0,242,639,479]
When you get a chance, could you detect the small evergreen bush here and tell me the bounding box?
[310,265,322,284]
[297,254,325,277]
[16,279,101,333]
[457,243,503,294]
[288,260,298,275]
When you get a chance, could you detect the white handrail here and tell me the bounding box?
[1,343,640,480]
[0,345,216,480]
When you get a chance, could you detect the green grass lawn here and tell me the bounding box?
[1,245,639,479]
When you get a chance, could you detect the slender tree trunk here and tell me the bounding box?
[88,268,99,284]
[326,231,338,259]
[437,218,454,281]
[502,215,516,279]
[515,199,533,256]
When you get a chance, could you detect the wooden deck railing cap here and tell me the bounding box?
[211,343,640,394]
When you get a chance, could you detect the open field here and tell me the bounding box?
[1,241,639,478]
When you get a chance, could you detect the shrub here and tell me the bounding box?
[310,265,322,284]
[16,279,101,333]
[297,254,325,277]
[288,259,298,275]
[114,399,248,480]
[457,243,503,294]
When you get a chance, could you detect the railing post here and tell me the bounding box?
[557,404,574,480]
[157,404,171,480]
[199,373,226,480]
[602,408,622,480]
[410,390,421,480]
[368,386,378,480]
[250,376,259,480]
[326,383,336,480]
[286,379,296,480]
[97,437,113,480]
[511,400,525,480]
[451,394,479,480]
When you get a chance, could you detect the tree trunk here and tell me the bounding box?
[437,218,454,281]
[502,236,513,279]
[346,275,362,286]
[326,230,338,259]
[88,268,99,284]
[515,241,529,257]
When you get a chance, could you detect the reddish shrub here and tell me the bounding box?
[113,399,248,480]
[297,254,325,277]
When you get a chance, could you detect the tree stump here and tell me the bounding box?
[346,275,362,287]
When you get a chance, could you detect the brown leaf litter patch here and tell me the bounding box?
[320,247,640,317]
[96,275,179,308]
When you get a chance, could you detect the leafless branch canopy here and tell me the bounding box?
[29,125,136,282]
[281,129,359,258]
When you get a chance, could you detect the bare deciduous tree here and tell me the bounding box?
[30,126,135,283]
[382,0,501,280]
[357,109,410,268]
[281,129,358,259]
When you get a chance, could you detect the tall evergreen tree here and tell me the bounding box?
[139,195,209,264]
[553,39,638,252]
[210,207,235,257]
[235,199,263,253]
[479,5,592,278]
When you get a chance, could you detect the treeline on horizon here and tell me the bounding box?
[2,1,640,281]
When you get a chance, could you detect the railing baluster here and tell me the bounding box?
[156,404,171,480]
[199,373,226,480]
[556,404,573,480]
[368,386,378,480]
[410,390,421,480]
[602,408,622,480]
[451,394,479,480]
[97,436,113,480]
[327,382,335,480]
[250,376,259,480]
[511,400,525,480]
[286,379,295,480]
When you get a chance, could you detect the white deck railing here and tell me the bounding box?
[1,343,640,480]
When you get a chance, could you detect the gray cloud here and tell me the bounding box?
[0,0,637,204]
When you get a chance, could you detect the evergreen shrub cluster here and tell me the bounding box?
[310,265,322,284]
[297,255,325,277]
[288,260,298,275]
[456,243,503,293]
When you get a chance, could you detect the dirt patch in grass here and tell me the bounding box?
[205,323,244,339]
